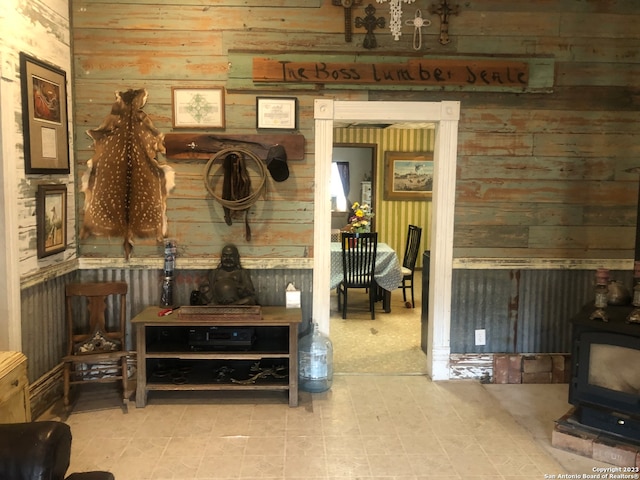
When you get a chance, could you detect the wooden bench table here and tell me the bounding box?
[132,306,301,407]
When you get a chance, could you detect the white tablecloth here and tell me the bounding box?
[330,242,403,292]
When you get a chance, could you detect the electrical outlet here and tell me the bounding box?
[475,329,486,346]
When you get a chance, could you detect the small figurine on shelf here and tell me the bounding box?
[628,261,640,324]
[199,244,257,305]
[590,268,609,322]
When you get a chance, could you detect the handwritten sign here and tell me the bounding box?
[253,57,529,87]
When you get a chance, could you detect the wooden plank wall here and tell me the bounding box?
[71,1,344,260]
[70,0,640,263]
[370,3,640,261]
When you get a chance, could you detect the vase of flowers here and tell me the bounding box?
[347,201,374,233]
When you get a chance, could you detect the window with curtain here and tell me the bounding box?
[330,162,350,211]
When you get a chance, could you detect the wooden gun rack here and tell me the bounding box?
[164,133,305,161]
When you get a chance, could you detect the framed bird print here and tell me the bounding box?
[20,52,70,174]
[37,184,67,258]
[384,151,433,200]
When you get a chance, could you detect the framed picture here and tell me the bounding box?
[20,52,70,174]
[36,184,67,258]
[171,87,225,129]
[384,151,434,200]
[256,96,298,130]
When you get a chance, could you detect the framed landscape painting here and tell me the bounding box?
[384,151,434,200]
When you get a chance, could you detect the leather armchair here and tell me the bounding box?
[0,421,114,480]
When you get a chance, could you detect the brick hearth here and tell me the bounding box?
[493,353,571,384]
[552,408,640,467]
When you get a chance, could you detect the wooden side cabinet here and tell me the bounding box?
[132,306,301,407]
[0,352,31,423]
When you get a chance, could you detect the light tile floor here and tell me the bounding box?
[40,377,598,480]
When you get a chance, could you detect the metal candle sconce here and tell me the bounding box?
[589,268,609,322]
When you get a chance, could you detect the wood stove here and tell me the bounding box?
[569,304,640,442]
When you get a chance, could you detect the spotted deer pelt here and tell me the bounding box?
[80,89,175,259]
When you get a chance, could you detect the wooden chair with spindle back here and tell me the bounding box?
[337,232,379,319]
[62,281,130,411]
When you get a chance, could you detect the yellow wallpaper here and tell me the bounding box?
[334,127,435,268]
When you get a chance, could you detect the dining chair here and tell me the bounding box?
[337,232,378,319]
[62,281,131,411]
[400,225,423,308]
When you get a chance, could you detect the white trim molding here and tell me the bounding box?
[454,258,633,270]
[0,57,22,351]
[314,99,460,380]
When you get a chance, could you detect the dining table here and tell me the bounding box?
[330,242,403,313]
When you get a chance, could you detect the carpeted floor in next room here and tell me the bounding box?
[329,274,427,375]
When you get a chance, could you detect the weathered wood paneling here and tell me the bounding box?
[71,4,343,33]
[72,29,225,55]
[90,0,322,5]
[455,203,586,226]
[461,110,640,134]
[72,0,632,266]
[457,179,634,205]
[14,0,640,269]
[451,1,639,14]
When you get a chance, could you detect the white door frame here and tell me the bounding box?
[313,99,460,380]
[0,71,22,351]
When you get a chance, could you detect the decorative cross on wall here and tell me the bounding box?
[332,0,364,42]
[376,0,415,41]
[355,4,385,49]
[405,9,431,50]
[429,0,459,45]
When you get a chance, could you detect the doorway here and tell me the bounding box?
[331,139,425,374]
[313,100,460,380]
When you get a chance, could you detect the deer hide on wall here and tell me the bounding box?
[80,89,175,259]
